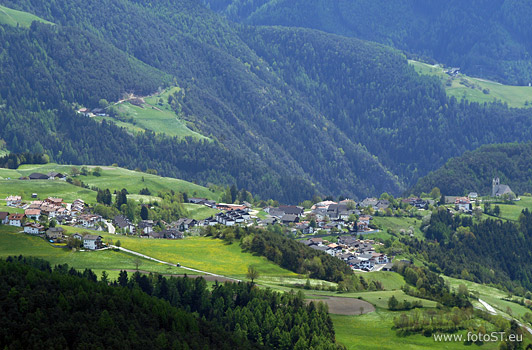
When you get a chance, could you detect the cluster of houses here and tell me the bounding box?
[108,200,253,239]
[302,235,391,271]
[2,195,104,233]
[260,200,382,234]
[1,195,110,250]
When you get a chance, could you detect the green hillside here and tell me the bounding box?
[204,0,532,85]
[4,0,532,202]
[0,226,184,280]
[410,60,532,108]
[94,87,210,140]
[0,4,52,27]
[0,163,221,203]
[412,143,532,196]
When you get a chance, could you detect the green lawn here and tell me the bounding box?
[0,4,53,28]
[99,234,297,279]
[410,60,532,108]
[1,163,221,204]
[183,203,219,220]
[0,226,186,280]
[332,311,500,350]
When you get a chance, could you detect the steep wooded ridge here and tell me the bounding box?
[2,0,532,202]
[412,143,532,196]
[204,0,532,85]
[0,257,341,350]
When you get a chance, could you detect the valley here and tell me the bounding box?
[1,0,532,349]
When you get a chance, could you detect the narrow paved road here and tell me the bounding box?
[478,298,532,335]
[105,220,115,234]
[110,245,241,282]
[478,299,496,315]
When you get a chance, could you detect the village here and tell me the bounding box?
[0,175,515,272]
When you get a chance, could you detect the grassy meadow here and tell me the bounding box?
[0,226,185,280]
[410,60,532,108]
[0,163,221,204]
[0,4,53,28]
[183,203,219,220]
[98,234,297,279]
[444,276,532,323]
[96,87,209,140]
[332,311,500,350]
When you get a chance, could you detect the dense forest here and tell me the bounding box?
[412,143,532,196]
[203,0,532,85]
[406,208,532,293]
[2,0,532,202]
[0,256,343,350]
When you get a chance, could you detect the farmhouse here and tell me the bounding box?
[47,171,66,180]
[455,197,472,212]
[29,173,48,180]
[8,213,25,227]
[5,195,21,206]
[24,223,45,235]
[83,235,103,250]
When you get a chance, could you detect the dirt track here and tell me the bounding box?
[306,295,375,315]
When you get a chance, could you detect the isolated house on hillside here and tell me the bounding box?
[47,171,66,180]
[29,173,48,180]
[492,177,513,197]
[83,235,103,250]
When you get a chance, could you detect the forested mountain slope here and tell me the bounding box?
[204,0,532,85]
[2,0,532,202]
[412,143,532,196]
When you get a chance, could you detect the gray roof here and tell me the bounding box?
[83,235,101,240]
[281,214,298,222]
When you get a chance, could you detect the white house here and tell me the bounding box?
[8,214,25,227]
[5,196,21,207]
[24,223,45,235]
[455,197,472,212]
[83,235,103,250]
